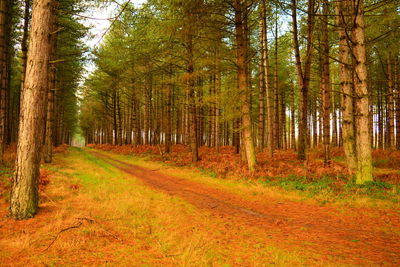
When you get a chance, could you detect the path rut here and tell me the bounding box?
[91,151,400,265]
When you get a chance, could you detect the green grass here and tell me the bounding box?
[259,174,400,204]
[40,147,309,266]
[94,148,400,207]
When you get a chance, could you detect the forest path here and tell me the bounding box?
[90,150,400,266]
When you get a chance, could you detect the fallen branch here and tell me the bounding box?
[42,222,83,252]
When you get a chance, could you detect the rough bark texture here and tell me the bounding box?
[273,14,279,149]
[0,0,6,161]
[292,0,315,160]
[387,55,394,149]
[352,0,373,184]
[235,0,256,171]
[336,0,357,171]
[322,0,330,164]
[10,0,54,219]
[44,4,58,163]
[395,56,400,150]
[262,0,273,156]
[186,18,199,162]
[165,80,172,153]
[258,22,265,151]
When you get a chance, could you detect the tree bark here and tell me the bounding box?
[10,0,54,219]
[44,3,58,163]
[351,0,373,184]
[262,0,273,156]
[394,56,400,150]
[292,0,315,160]
[185,16,199,161]
[258,19,265,151]
[336,0,357,171]
[273,11,279,149]
[322,0,330,165]
[165,77,172,153]
[234,0,256,171]
[0,0,7,161]
[387,55,394,149]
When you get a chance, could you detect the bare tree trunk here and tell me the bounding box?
[395,56,400,150]
[16,0,31,142]
[322,0,330,164]
[280,90,287,150]
[313,94,318,147]
[234,0,256,171]
[332,76,338,147]
[378,90,383,149]
[215,56,221,153]
[165,77,172,153]
[352,0,373,184]
[262,0,273,156]
[44,4,58,163]
[387,55,394,149]
[291,81,296,150]
[116,91,122,146]
[336,0,357,171]
[0,0,7,161]
[10,0,54,219]
[273,12,279,149]
[258,19,265,151]
[143,80,149,145]
[292,0,315,160]
[185,18,199,162]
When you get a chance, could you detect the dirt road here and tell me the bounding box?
[91,151,400,265]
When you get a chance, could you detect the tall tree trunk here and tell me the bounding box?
[234,0,256,171]
[44,4,58,163]
[16,0,31,143]
[165,78,172,153]
[215,55,221,153]
[116,91,122,146]
[280,90,286,149]
[336,0,357,171]
[0,0,7,161]
[273,12,279,149]
[291,81,296,150]
[351,0,373,183]
[332,76,338,147]
[292,0,315,160]
[322,0,331,164]
[185,17,199,162]
[395,56,400,150]
[262,0,273,156]
[258,20,265,151]
[143,80,149,145]
[112,88,117,145]
[10,0,54,219]
[387,55,394,149]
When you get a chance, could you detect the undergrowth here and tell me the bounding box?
[260,174,400,203]
[88,144,400,205]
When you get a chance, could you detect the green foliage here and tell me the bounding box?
[261,174,400,202]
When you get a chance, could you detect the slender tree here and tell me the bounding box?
[291,0,316,160]
[234,0,256,171]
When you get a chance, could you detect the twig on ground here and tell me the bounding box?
[43,222,83,251]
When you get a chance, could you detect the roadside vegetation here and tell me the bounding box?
[88,144,400,208]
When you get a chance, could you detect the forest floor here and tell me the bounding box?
[0,146,400,266]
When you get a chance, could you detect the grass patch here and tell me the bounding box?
[1,147,311,266]
[97,148,400,209]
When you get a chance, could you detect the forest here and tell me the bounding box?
[0,0,400,265]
